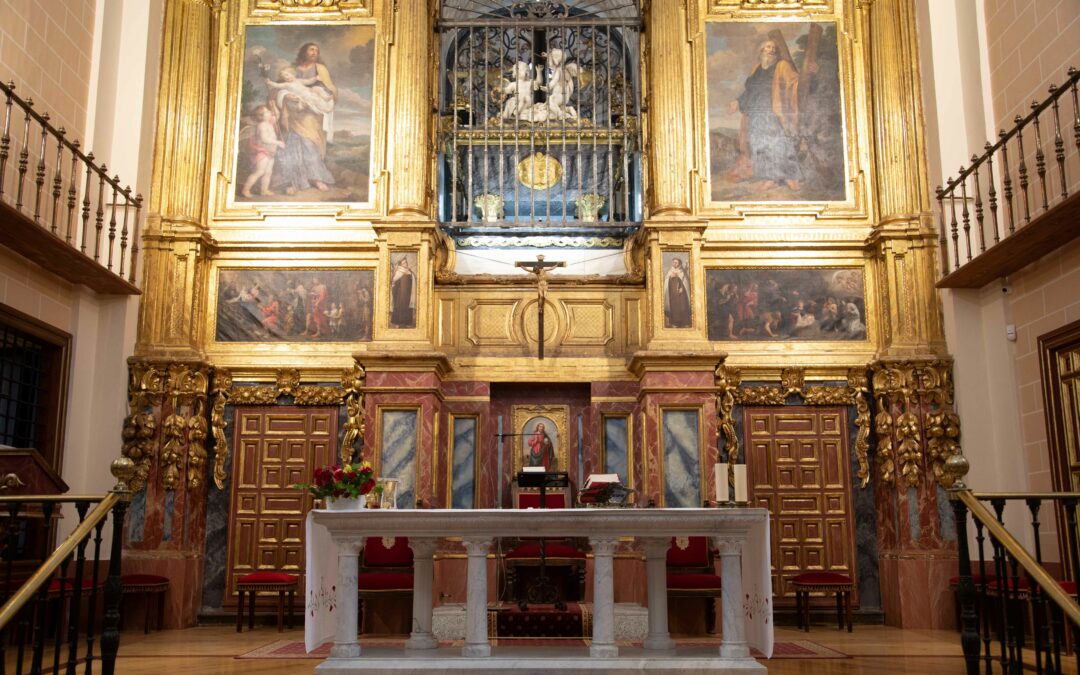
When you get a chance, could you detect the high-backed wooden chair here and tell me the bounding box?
[357,536,413,634]
[666,536,722,634]
[504,482,586,609]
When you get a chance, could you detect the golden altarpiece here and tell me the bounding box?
[123,0,961,631]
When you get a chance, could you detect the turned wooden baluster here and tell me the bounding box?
[33,112,49,222]
[949,181,960,270]
[960,169,972,263]
[94,165,106,262]
[984,142,1001,245]
[129,195,143,284]
[65,140,80,244]
[15,100,31,210]
[1031,101,1049,212]
[1000,131,1016,235]
[1048,83,1067,200]
[0,83,12,198]
[1015,116,1032,224]
[118,187,131,280]
[971,156,986,254]
[936,186,949,274]
[50,126,65,234]
[107,178,118,271]
[80,154,94,253]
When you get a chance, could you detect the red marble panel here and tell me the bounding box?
[639,370,714,389]
[366,371,442,389]
[443,380,490,397]
[122,555,204,628]
[592,380,639,398]
[878,553,956,628]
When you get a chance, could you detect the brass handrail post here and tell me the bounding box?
[947,454,980,675]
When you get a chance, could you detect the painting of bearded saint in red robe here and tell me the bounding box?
[524,417,558,471]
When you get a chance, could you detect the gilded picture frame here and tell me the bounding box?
[512,405,570,474]
[692,1,872,220]
[208,0,388,222]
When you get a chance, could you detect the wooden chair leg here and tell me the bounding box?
[705,597,716,635]
[287,590,295,629]
[276,592,285,632]
[846,590,853,632]
[248,589,256,630]
[358,598,364,635]
[236,590,244,633]
[144,593,152,634]
[836,591,844,630]
[157,590,166,631]
[795,591,802,629]
[803,591,811,632]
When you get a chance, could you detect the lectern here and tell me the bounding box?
[511,471,574,610]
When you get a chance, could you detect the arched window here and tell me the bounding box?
[437,0,643,242]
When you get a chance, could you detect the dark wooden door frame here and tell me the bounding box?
[1039,317,1080,575]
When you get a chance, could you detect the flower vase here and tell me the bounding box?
[326,495,366,511]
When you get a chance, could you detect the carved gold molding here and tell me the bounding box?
[123,361,211,492]
[709,0,831,9]
[715,366,871,488]
[871,360,963,488]
[208,365,366,489]
[250,0,372,19]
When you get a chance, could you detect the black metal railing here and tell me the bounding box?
[0,490,129,675]
[0,80,142,287]
[952,489,1080,675]
[936,66,1079,278]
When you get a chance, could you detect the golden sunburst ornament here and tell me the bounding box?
[516,152,564,190]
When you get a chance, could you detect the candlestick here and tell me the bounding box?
[733,464,748,504]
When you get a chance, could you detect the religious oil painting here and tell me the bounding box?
[705,268,866,341]
[512,405,569,474]
[706,21,846,202]
[388,251,417,329]
[234,24,375,204]
[215,269,374,343]
[662,251,693,329]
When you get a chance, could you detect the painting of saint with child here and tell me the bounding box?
[234,24,375,204]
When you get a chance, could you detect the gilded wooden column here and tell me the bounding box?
[386,0,432,217]
[646,0,692,216]
[865,0,946,358]
[135,0,215,359]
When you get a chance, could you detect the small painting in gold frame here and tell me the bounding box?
[512,405,569,474]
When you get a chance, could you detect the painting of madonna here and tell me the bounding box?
[235,24,375,204]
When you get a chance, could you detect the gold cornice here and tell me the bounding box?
[354,351,453,378]
[628,352,727,378]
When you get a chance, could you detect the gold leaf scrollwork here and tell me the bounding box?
[276,369,301,396]
[875,396,895,485]
[339,364,367,465]
[803,386,854,406]
[896,404,922,487]
[780,368,805,396]
[735,386,786,405]
[228,386,279,405]
[848,368,871,488]
[211,387,228,490]
[294,386,347,406]
[920,363,962,488]
[160,407,186,491]
[187,397,209,490]
[121,402,157,494]
[715,364,741,465]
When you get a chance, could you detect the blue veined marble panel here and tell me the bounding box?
[381,410,418,508]
[662,410,701,508]
[603,416,629,484]
[451,417,477,509]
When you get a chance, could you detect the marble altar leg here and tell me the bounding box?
[406,538,438,650]
[717,538,749,658]
[331,541,362,658]
[642,538,675,651]
[589,537,619,658]
[462,537,492,657]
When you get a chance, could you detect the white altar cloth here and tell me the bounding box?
[306,507,773,662]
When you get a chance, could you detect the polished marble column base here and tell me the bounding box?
[405,634,438,650]
[461,643,492,657]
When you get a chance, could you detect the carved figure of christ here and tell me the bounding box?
[514,255,566,359]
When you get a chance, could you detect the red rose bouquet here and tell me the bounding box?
[296,461,379,501]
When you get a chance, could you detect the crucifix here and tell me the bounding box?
[515,255,566,359]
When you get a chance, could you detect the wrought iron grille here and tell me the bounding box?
[437,0,643,235]
[0,325,47,450]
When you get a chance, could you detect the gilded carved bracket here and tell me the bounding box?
[871,360,962,489]
[122,361,211,493]
[208,365,367,490]
[250,0,372,19]
[715,365,872,488]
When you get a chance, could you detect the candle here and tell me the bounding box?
[733,464,748,504]
[497,415,504,508]
[714,463,726,502]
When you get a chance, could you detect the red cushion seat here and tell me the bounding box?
[667,573,722,590]
[49,578,98,592]
[792,572,854,586]
[363,537,413,567]
[237,572,297,585]
[122,574,169,587]
[358,572,414,591]
[666,537,711,568]
[505,543,587,560]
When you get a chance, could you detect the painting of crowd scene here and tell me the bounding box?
[234,24,374,203]
[705,268,866,341]
[215,269,374,343]
[706,21,846,202]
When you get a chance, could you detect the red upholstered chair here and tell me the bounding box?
[791,571,855,632]
[235,571,298,632]
[504,483,587,609]
[666,536,722,634]
[358,536,413,634]
[121,574,169,633]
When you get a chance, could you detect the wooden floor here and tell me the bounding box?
[98,623,983,674]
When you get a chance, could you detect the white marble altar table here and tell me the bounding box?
[307,507,772,673]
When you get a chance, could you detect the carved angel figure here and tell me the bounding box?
[543,49,579,121]
[500,61,538,121]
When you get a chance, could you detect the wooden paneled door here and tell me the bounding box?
[744,406,857,607]
[224,406,337,607]
[1041,319,1080,574]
